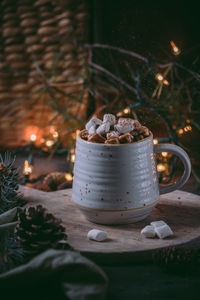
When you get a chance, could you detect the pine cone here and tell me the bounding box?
[153,246,200,273]
[16,205,68,260]
[43,172,66,191]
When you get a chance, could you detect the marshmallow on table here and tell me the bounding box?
[141,225,156,238]
[96,122,110,135]
[103,114,116,126]
[86,118,102,130]
[87,229,108,242]
[154,224,173,239]
[150,220,167,228]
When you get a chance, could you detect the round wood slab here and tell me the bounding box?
[21,186,200,264]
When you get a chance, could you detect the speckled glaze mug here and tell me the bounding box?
[72,131,191,224]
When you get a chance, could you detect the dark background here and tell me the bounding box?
[91,0,200,57]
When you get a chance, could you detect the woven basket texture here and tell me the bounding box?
[0,0,88,148]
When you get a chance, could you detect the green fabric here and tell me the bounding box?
[0,208,108,300]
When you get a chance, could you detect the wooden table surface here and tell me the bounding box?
[21,186,200,264]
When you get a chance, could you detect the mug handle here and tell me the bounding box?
[154,143,191,195]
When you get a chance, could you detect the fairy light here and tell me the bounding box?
[71,154,75,163]
[163,79,170,86]
[123,107,131,115]
[178,129,184,135]
[65,173,73,182]
[170,41,181,55]
[76,129,80,136]
[30,134,37,142]
[153,139,158,145]
[161,152,168,157]
[46,140,54,147]
[155,73,164,82]
[23,160,32,175]
[53,131,59,138]
[186,119,190,124]
[184,125,192,132]
[157,163,166,172]
[117,112,123,117]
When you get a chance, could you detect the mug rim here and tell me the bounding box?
[77,130,153,146]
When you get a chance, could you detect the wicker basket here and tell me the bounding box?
[0,0,89,148]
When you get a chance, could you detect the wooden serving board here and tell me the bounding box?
[20,186,200,264]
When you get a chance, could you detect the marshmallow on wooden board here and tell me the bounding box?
[141,225,156,238]
[96,122,110,135]
[88,125,96,135]
[154,224,173,239]
[87,229,108,242]
[103,114,116,125]
[85,118,102,130]
[150,220,167,228]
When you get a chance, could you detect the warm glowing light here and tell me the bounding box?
[123,107,131,115]
[71,154,75,163]
[161,152,168,157]
[163,79,170,86]
[46,140,54,147]
[153,139,158,145]
[23,160,32,175]
[53,131,59,138]
[157,163,166,172]
[178,129,184,135]
[184,125,192,132]
[65,173,73,181]
[170,41,181,55]
[155,73,164,82]
[30,134,37,142]
[117,112,123,117]
[186,119,190,124]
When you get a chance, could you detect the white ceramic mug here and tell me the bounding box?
[72,131,191,224]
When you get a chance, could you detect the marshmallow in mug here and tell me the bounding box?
[103,114,116,126]
[86,118,102,131]
[114,124,134,134]
[88,125,96,135]
[107,131,120,139]
[96,122,110,135]
[118,118,135,127]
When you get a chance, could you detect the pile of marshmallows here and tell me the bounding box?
[81,114,150,144]
[87,220,173,242]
